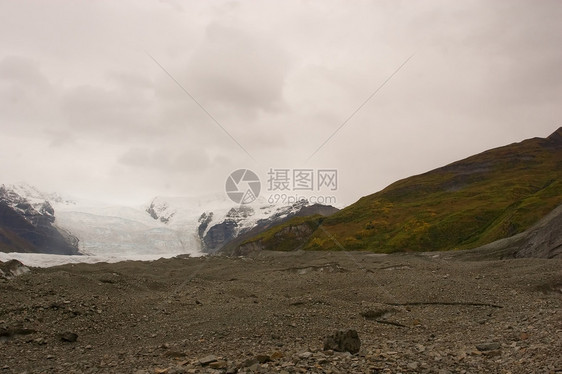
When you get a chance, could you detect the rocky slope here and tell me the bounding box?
[240,127,562,254]
[0,185,80,255]
[461,203,562,260]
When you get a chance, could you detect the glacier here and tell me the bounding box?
[0,184,337,267]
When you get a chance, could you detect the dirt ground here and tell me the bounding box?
[1,250,561,373]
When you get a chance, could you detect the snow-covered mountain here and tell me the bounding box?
[145,195,339,253]
[0,184,338,266]
[0,184,204,261]
[0,184,79,255]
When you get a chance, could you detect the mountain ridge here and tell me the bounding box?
[238,127,562,255]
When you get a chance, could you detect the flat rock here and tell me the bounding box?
[199,355,219,365]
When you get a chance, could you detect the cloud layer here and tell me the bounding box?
[0,0,560,205]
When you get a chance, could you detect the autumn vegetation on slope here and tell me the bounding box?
[243,127,562,253]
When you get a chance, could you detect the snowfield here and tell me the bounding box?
[0,251,202,268]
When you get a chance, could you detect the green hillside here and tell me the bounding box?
[242,127,562,253]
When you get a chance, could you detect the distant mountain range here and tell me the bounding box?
[0,185,337,257]
[1,127,560,260]
[146,196,338,253]
[236,127,562,256]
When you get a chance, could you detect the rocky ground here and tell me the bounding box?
[1,250,561,373]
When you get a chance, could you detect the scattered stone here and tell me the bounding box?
[240,358,258,368]
[323,329,361,354]
[199,355,219,366]
[167,367,187,374]
[298,351,313,359]
[407,361,419,370]
[0,327,36,341]
[164,350,186,358]
[255,354,271,363]
[1,249,560,373]
[360,308,394,320]
[59,332,78,342]
[271,351,284,360]
[209,360,227,369]
[476,342,501,351]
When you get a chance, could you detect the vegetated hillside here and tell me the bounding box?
[241,127,562,254]
[219,204,339,256]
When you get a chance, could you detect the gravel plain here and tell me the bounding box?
[1,250,561,373]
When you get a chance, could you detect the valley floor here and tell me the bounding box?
[1,250,561,373]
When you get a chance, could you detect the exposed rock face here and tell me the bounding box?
[0,186,80,255]
[201,206,254,252]
[514,204,562,259]
[197,212,213,237]
[146,199,175,224]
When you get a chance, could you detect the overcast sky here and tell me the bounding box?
[0,0,560,206]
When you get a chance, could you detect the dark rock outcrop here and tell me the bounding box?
[0,186,80,255]
[197,212,213,237]
[201,206,254,252]
[146,199,175,224]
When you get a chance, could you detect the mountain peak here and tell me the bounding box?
[546,126,562,144]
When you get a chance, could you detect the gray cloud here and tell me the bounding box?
[119,146,211,174]
[0,0,560,205]
[185,23,290,115]
[0,56,55,130]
